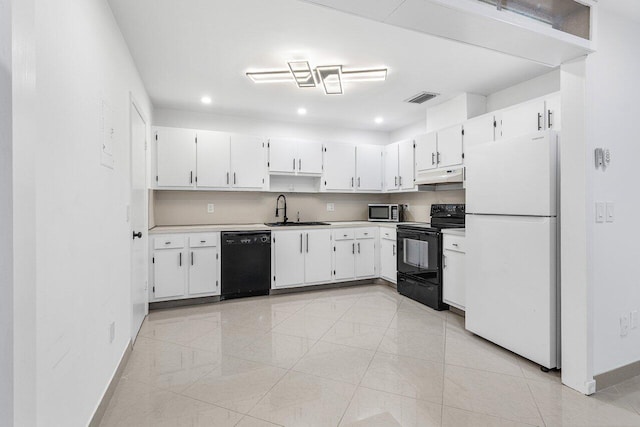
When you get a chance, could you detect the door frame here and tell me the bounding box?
[129,92,149,341]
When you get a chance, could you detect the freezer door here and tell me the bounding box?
[466,130,558,217]
[465,214,558,369]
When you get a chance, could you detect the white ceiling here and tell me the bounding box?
[108,0,552,131]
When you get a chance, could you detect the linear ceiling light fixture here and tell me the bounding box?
[246,61,387,95]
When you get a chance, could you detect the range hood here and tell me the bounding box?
[416,167,465,191]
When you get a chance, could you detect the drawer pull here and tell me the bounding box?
[200,240,206,243]
[165,241,171,245]
[452,243,458,247]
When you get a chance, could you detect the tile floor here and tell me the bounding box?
[100,284,640,427]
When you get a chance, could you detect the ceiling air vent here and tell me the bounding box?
[404,92,439,104]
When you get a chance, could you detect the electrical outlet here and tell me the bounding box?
[606,202,614,223]
[596,202,605,223]
[207,203,214,213]
[621,314,629,337]
[109,322,116,343]
[404,204,410,212]
[326,203,335,212]
[631,311,638,329]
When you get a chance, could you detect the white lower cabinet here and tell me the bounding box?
[272,229,332,289]
[151,233,220,301]
[379,228,397,283]
[442,233,466,310]
[332,228,377,281]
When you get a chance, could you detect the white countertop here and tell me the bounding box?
[442,228,466,236]
[149,221,424,234]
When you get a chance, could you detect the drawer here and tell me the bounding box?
[154,235,185,249]
[380,228,396,241]
[334,229,355,241]
[189,233,219,248]
[355,228,376,239]
[443,235,465,253]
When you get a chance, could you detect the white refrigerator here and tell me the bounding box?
[465,130,559,369]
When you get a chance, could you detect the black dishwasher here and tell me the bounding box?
[221,231,271,300]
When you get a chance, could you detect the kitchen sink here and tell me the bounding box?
[264,221,331,227]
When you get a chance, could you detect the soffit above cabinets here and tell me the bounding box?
[301,0,596,66]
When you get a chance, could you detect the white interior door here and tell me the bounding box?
[196,131,230,188]
[384,144,399,191]
[323,143,356,191]
[130,101,148,342]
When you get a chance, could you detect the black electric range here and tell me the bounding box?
[396,204,465,310]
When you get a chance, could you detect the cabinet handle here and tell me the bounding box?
[179,252,182,267]
[393,244,396,256]
[351,177,354,188]
[226,172,229,185]
[190,171,193,184]
[306,233,309,253]
[352,243,355,254]
[358,177,361,187]
[452,243,459,247]
[437,152,441,164]
[233,172,237,185]
[165,241,171,245]
[394,176,397,186]
[358,242,361,253]
[399,176,403,186]
[548,110,553,129]
[537,113,543,131]
[300,233,303,253]
[191,251,194,266]
[432,153,435,165]
[299,159,302,171]
[293,158,296,171]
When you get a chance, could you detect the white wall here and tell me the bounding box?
[12,0,152,425]
[586,8,640,377]
[153,108,390,145]
[389,119,426,142]
[0,0,13,423]
[486,69,560,112]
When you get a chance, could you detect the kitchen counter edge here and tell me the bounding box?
[149,221,423,234]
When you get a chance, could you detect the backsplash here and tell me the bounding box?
[151,190,465,226]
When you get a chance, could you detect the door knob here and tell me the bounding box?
[132,231,143,240]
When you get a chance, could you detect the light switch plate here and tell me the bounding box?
[326,203,335,212]
[631,311,638,329]
[621,314,629,336]
[207,203,214,213]
[596,202,605,223]
[606,202,614,223]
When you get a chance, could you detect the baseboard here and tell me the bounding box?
[88,340,133,427]
[150,295,221,311]
[595,360,640,391]
[270,279,381,295]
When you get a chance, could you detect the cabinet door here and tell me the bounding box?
[189,247,219,296]
[384,144,399,191]
[437,125,464,168]
[545,93,561,131]
[230,135,266,189]
[398,139,415,190]
[334,240,356,281]
[273,231,305,288]
[156,127,197,187]
[500,99,546,139]
[443,249,465,310]
[153,249,186,299]
[415,133,438,172]
[463,114,495,154]
[380,238,397,283]
[297,141,324,175]
[356,145,383,192]
[323,143,356,191]
[304,230,332,284]
[196,131,231,188]
[355,239,376,278]
[269,138,297,174]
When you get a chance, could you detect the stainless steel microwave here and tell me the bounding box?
[368,204,403,222]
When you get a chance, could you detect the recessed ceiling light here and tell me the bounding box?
[298,108,307,115]
[375,117,384,124]
[201,96,212,105]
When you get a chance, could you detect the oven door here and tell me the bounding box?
[369,205,391,221]
[397,229,440,283]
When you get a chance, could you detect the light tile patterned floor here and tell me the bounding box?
[100,284,640,427]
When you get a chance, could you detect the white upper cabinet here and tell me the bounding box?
[545,93,561,131]
[196,131,231,188]
[415,132,438,172]
[499,99,546,140]
[384,143,400,192]
[437,124,464,168]
[269,138,323,175]
[230,135,266,190]
[356,145,383,192]
[156,127,197,188]
[323,143,356,192]
[398,139,415,190]
[463,114,496,153]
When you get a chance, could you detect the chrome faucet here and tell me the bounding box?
[275,194,288,223]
